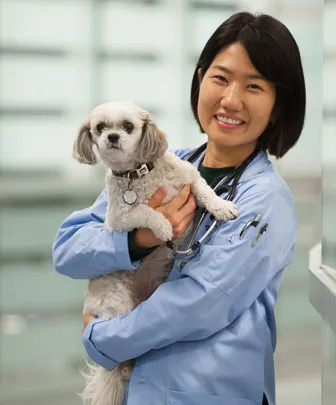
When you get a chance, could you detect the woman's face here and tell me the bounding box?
[197,42,276,153]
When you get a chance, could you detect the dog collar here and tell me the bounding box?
[112,162,154,180]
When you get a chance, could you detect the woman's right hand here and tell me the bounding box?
[134,185,197,249]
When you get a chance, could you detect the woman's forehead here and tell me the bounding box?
[210,43,265,80]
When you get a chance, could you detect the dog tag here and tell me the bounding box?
[123,190,138,205]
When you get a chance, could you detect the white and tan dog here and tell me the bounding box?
[73,101,238,405]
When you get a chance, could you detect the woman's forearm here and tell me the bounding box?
[52,189,140,279]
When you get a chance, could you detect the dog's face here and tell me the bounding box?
[72,101,168,169]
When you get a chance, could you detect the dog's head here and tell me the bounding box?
[72,101,168,169]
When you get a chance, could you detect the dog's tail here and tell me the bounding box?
[79,362,125,405]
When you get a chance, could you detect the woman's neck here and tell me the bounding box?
[202,141,257,168]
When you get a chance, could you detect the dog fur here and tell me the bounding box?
[73,101,238,405]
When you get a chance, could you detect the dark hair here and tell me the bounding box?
[190,12,306,158]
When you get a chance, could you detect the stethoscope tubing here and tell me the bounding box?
[173,143,259,256]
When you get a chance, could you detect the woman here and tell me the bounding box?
[53,12,306,405]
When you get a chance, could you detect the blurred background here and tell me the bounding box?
[0,0,334,404]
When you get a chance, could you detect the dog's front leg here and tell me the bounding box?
[116,205,173,241]
[190,175,239,222]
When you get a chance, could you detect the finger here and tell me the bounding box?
[173,213,195,238]
[161,184,191,213]
[148,186,167,208]
[82,320,87,333]
[171,193,196,224]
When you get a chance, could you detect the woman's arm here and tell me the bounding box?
[52,189,144,279]
[82,188,297,369]
[53,182,196,279]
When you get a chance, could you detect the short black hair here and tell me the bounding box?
[190,12,306,158]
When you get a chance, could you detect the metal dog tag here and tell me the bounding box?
[123,190,138,205]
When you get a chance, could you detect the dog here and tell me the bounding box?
[72,101,238,405]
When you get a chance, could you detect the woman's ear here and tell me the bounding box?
[198,68,203,83]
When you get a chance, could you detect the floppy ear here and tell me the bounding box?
[72,119,98,165]
[137,119,168,163]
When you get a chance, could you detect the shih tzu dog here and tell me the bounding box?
[72,101,238,405]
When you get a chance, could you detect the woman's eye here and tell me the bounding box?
[248,84,262,90]
[96,123,106,133]
[214,75,227,82]
[123,121,134,133]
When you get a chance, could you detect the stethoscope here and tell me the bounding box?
[171,143,260,256]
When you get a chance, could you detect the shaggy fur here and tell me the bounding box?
[73,101,238,405]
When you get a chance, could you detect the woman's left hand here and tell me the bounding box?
[82,311,96,333]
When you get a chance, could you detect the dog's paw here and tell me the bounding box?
[208,200,238,222]
[152,219,173,242]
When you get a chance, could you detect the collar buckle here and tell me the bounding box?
[135,163,150,178]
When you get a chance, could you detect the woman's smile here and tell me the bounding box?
[215,113,246,129]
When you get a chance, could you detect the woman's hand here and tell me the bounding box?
[134,184,197,249]
[82,311,96,333]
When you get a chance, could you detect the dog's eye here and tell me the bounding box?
[123,121,134,134]
[96,123,106,133]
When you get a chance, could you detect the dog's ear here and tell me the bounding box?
[138,118,168,163]
[72,119,98,165]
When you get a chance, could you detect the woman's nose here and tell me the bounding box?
[220,84,243,111]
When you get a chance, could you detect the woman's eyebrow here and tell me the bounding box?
[212,65,266,81]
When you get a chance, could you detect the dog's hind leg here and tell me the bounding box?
[131,245,175,306]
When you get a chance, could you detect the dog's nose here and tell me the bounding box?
[108,133,120,143]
